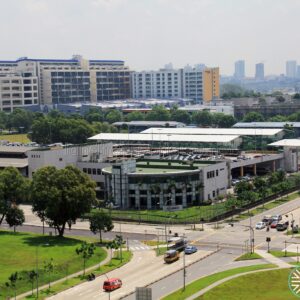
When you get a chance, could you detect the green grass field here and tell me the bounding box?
[235,252,262,261]
[0,230,107,298]
[0,133,31,143]
[197,268,293,300]
[162,264,276,300]
[270,250,300,257]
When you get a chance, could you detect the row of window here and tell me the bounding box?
[82,168,102,175]
[207,169,219,179]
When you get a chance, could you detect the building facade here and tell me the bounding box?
[0,55,130,111]
[234,60,245,79]
[131,64,220,103]
[286,60,297,78]
[103,159,228,209]
[255,63,264,81]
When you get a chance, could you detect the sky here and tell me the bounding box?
[0,0,299,76]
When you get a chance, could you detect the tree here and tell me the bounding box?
[125,111,145,122]
[170,108,191,124]
[105,110,123,124]
[0,167,28,225]
[31,165,96,237]
[145,105,170,121]
[242,112,264,122]
[115,235,124,262]
[5,206,25,232]
[27,270,38,296]
[5,272,21,300]
[191,111,213,127]
[213,113,236,128]
[106,240,117,266]
[276,95,285,103]
[76,242,96,276]
[293,93,300,100]
[44,258,54,289]
[89,210,114,243]
[84,108,104,123]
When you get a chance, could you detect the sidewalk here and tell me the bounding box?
[255,249,291,268]
[16,249,111,300]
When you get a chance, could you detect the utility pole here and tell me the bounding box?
[183,235,186,291]
[36,246,39,299]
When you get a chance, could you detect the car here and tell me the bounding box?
[276,222,289,231]
[184,245,197,254]
[271,214,282,222]
[262,215,273,225]
[103,278,122,292]
[256,222,266,230]
[270,220,279,228]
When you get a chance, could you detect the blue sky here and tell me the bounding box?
[0,0,299,75]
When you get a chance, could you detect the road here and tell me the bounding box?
[48,248,212,300]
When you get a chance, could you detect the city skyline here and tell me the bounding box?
[0,0,300,76]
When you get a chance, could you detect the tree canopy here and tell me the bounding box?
[31,165,96,236]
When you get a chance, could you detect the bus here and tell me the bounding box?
[164,249,180,263]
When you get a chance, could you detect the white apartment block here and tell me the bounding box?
[0,55,130,111]
[131,64,219,103]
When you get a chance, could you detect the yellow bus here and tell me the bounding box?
[164,249,180,263]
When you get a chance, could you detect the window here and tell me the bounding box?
[97,169,102,175]
[92,169,96,175]
[59,158,63,161]
[87,168,91,174]
[216,170,219,176]
[83,168,87,173]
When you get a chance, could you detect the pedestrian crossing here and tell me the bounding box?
[128,240,151,251]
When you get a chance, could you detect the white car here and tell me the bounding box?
[255,222,266,230]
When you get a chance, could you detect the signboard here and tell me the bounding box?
[163,205,183,212]
[136,287,152,300]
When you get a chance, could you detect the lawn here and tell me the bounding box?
[197,268,294,300]
[0,230,107,298]
[162,264,276,300]
[156,246,168,256]
[0,133,31,143]
[142,240,166,247]
[235,252,262,261]
[270,250,300,257]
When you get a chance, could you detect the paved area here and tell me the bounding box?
[255,249,291,268]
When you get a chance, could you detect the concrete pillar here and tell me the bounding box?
[182,187,187,207]
[159,191,164,208]
[272,161,276,172]
[135,188,140,209]
[253,164,257,176]
[147,189,152,209]
[192,185,196,202]
[240,166,244,177]
[171,188,176,206]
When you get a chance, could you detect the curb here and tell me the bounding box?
[119,248,221,299]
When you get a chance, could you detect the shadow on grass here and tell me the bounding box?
[22,235,83,247]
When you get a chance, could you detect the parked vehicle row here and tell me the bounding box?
[256,214,290,231]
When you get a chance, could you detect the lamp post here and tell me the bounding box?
[182,234,187,291]
[164,199,173,245]
[103,273,111,300]
[241,224,254,254]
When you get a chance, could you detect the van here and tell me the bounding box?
[103,278,122,291]
[164,249,180,263]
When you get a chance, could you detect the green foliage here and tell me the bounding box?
[6,271,22,299]
[75,242,96,275]
[0,167,29,225]
[26,270,37,296]
[242,111,265,122]
[125,111,145,122]
[43,258,54,289]
[213,113,236,128]
[89,210,114,243]
[105,110,123,123]
[31,165,96,236]
[84,108,104,123]
[145,105,170,121]
[170,107,191,124]
[5,206,25,232]
[293,93,300,99]
[192,110,213,126]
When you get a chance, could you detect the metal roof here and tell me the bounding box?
[113,121,185,127]
[233,122,300,128]
[0,158,28,168]
[269,139,300,147]
[89,133,240,143]
[141,127,283,136]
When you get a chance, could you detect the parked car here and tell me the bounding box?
[270,221,279,228]
[103,278,122,291]
[184,245,197,254]
[271,215,282,222]
[256,222,266,230]
[276,222,289,231]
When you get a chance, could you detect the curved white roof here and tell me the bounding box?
[141,127,283,136]
[89,133,240,143]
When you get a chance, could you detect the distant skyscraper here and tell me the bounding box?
[286,60,297,78]
[297,65,300,78]
[255,63,264,80]
[234,60,245,79]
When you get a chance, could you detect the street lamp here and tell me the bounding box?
[182,234,187,291]
[164,199,173,245]
[103,273,111,300]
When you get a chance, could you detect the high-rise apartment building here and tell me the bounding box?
[286,60,297,78]
[0,55,130,111]
[234,60,245,79]
[255,63,264,81]
[297,65,300,79]
[131,64,219,103]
